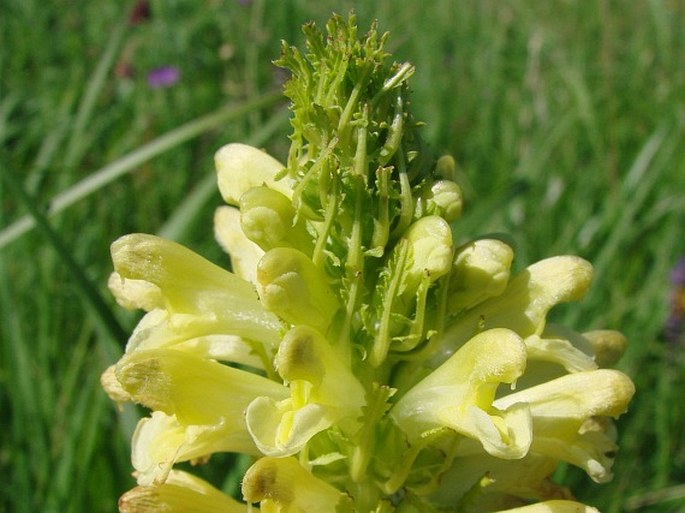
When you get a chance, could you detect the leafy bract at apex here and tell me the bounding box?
[275,13,427,223]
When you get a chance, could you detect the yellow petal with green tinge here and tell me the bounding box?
[215,142,292,205]
[392,328,532,459]
[242,457,353,513]
[119,469,248,513]
[214,205,264,284]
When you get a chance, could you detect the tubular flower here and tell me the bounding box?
[103,14,635,513]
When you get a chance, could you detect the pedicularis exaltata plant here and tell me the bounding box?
[103,14,634,513]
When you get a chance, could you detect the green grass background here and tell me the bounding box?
[2,0,685,511]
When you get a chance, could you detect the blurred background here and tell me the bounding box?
[1,0,685,511]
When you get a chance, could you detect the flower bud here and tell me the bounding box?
[402,215,454,290]
[418,179,463,222]
[239,186,314,253]
[256,247,340,330]
[435,154,457,181]
[447,239,513,314]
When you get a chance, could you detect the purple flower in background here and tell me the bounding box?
[665,256,685,344]
[672,257,685,287]
[147,66,180,89]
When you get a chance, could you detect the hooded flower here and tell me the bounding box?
[103,13,634,513]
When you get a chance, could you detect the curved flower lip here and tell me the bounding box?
[242,456,353,512]
[131,411,259,486]
[246,325,365,457]
[215,143,292,206]
[524,333,597,374]
[110,233,283,348]
[494,369,635,482]
[120,469,248,513]
[391,328,532,459]
[122,309,265,370]
[115,347,288,425]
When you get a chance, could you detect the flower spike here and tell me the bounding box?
[104,13,634,513]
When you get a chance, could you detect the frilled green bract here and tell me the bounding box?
[102,14,635,513]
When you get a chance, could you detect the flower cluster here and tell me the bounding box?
[102,14,634,513]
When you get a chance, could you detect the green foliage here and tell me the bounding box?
[2,0,685,511]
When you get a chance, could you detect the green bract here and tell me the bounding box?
[104,13,634,513]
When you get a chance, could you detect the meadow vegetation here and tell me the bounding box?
[1,1,684,511]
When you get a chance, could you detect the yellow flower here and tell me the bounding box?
[391,328,532,459]
[119,470,248,513]
[103,13,634,513]
[242,457,353,513]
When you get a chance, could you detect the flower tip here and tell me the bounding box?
[496,500,600,513]
[120,470,246,513]
[214,143,290,206]
[583,330,628,367]
[100,364,132,405]
[242,457,351,512]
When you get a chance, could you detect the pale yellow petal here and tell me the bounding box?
[443,256,593,351]
[392,328,531,459]
[120,469,248,513]
[495,500,599,513]
[242,457,352,513]
[122,310,265,370]
[215,143,291,205]
[115,348,288,425]
[111,233,282,347]
[132,411,259,485]
[246,326,365,457]
[108,271,163,311]
[214,205,264,284]
[495,369,635,482]
[100,364,132,404]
